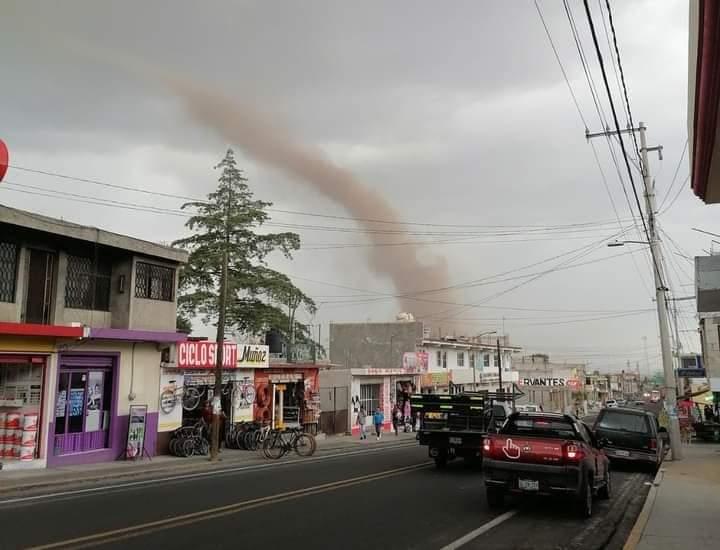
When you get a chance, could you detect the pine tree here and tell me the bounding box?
[174,149,316,457]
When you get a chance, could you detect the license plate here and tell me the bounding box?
[615,450,630,457]
[518,479,539,491]
[449,437,462,445]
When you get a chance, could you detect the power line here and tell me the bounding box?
[7,163,627,231]
[657,138,688,211]
[659,174,690,215]
[582,0,665,289]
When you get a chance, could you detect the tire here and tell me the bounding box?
[169,438,179,456]
[197,438,210,456]
[598,470,611,500]
[183,387,201,411]
[487,487,504,508]
[181,438,194,457]
[578,479,593,518]
[245,431,257,451]
[294,433,317,457]
[263,433,284,460]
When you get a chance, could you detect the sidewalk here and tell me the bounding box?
[626,442,720,550]
[0,431,417,495]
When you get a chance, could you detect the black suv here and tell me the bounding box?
[592,407,667,471]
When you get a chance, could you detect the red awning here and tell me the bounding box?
[0,322,84,338]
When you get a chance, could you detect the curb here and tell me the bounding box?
[0,441,418,496]
[622,467,665,550]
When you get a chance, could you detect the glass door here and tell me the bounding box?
[54,370,110,455]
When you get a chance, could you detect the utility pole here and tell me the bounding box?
[496,337,503,394]
[588,122,682,460]
[637,122,682,460]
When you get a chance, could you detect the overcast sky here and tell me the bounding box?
[1,0,715,373]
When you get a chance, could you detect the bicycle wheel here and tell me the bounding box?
[196,438,210,456]
[294,433,317,457]
[245,430,258,451]
[169,437,179,456]
[181,438,194,457]
[183,386,201,411]
[263,433,285,459]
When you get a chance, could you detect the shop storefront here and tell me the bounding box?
[0,322,84,470]
[157,341,269,453]
[254,364,320,433]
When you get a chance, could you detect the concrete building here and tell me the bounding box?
[0,205,188,469]
[514,354,587,414]
[418,334,521,393]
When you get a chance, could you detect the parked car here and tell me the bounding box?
[616,399,627,407]
[592,408,667,472]
[483,412,611,517]
[605,399,618,408]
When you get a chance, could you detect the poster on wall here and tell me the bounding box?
[232,369,255,423]
[69,388,84,416]
[158,369,184,432]
[125,404,148,459]
[86,371,104,431]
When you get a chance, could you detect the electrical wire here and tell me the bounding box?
[657,138,688,212]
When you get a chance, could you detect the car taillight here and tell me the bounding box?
[649,439,657,450]
[483,438,492,456]
[564,443,584,461]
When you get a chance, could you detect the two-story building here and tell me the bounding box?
[419,334,521,394]
[514,354,587,414]
[0,205,187,469]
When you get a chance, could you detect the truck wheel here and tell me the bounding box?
[598,470,611,500]
[578,480,593,518]
[434,454,447,469]
[487,487,504,508]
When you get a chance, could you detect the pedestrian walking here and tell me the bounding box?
[356,406,367,440]
[393,405,402,436]
[373,407,384,440]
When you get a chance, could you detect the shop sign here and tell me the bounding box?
[238,344,269,368]
[402,352,429,373]
[125,404,148,459]
[420,372,451,387]
[269,372,303,383]
[520,377,573,387]
[177,341,238,369]
[677,368,706,378]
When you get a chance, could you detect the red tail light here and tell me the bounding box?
[564,443,584,461]
[483,438,492,456]
[649,439,657,450]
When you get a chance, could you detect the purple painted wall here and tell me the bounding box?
[47,413,158,467]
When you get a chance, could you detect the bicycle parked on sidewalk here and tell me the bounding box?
[262,428,317,459]
[169,418,210,457]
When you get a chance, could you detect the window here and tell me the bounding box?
[457,351,465,367]
[0,241,18,303]
[436,350,442,368]
[494,354,500,368]
[65,255,112,311]
[359,383,381,414]
[135,261,174,301]
[469,352,475,368]
[483,354,490,368]
[597,411,649,433]
[502,416,578,439]
[442,351,447,369]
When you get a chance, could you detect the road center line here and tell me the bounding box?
[0,442,417,507]
[26,462,431,550]
[439,510,518,550]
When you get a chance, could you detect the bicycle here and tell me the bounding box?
[263,428,316,459]
[169,419,210,457]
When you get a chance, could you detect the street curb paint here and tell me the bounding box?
[622,468,665,550]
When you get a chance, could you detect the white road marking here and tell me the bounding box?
[0,442,417,506]
[439,510,518,550]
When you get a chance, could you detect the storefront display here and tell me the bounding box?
[254,366,320,432]
[53,355,115,457]
[0,355,46,465]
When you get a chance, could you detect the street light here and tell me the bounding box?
[474,330,497,390]
[607,240,650,247]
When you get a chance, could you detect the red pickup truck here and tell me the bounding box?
[483,412,611,517]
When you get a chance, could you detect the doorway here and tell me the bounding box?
[25,249,55,324]
[54,368,113,455]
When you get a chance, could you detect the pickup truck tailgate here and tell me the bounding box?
[486,435,565,465]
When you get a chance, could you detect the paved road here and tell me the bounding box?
[0,444,651,550]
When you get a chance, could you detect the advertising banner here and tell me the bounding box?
[177,341,238,369]
[237,344,269,368]
[402,352,429,373]
[158,369,184,432]
[125,404,148,459]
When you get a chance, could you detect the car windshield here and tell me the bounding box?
[597,411,649,433]
[501,416,577,439]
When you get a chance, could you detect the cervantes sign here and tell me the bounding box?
[520,377,580,388]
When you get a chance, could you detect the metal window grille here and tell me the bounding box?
[135,261,174,301]
[359,383,380,415]
[65,255,111,311]
[0,241,18,303]
[457,351,465,367]
[442,351,447,369]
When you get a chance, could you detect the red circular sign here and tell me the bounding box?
[0,139,8,182]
